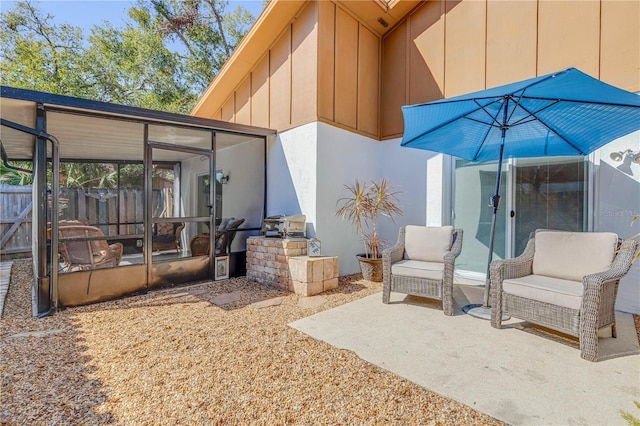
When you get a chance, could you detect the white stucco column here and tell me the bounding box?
[426,154,450,226]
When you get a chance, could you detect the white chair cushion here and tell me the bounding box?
[404,225,453,262]
[502,274,583,310]
[391,260,444,281]
[532,231,618,282]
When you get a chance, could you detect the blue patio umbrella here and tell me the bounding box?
[401,67,640,318]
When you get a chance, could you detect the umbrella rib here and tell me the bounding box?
[402,113,474,145]
[470,99,505,160]
[509,96,640,108]
[403,98,504,144]
[472,98,505,128]
[517,102,587,155]
[463,116,499,127]
[509,100,560,127]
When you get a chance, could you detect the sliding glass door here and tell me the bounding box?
[512,158,588,255]
[453,156,588,275]
[453,159,509,274]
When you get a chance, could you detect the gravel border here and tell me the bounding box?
[1,259,504,425]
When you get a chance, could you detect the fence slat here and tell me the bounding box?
[1,184,147,254]
[0,201,32,249]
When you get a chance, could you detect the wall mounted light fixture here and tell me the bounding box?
[609,149,640,176]
[220,173,230,184]
[609,149,640,164]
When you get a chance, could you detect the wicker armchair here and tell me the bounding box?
[53,225,123,272]
[490,229,637,362]
[189,218,245,256]
[152,222,184,253]
[382,225,463,315]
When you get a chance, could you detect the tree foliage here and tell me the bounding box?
[132,0,255,93]
[0,0,256,113]
[0,1,87,97]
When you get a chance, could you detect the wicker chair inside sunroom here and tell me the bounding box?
[382,225,463,315]
[53,225,123,272]
[490,229,637,362]
[152,222,185,253]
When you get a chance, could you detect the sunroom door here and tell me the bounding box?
[146,129,215,287]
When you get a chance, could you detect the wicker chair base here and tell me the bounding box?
[502,294,581,337]
[500,293,616,361]
[390,276,443,300]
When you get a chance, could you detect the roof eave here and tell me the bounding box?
[190,0,307,118]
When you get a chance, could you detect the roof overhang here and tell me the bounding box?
[1,86,275,161]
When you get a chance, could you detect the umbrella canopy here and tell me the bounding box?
[400,67,640,317]
[401,67,640,161]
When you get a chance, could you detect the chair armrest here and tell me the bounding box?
[490,236,535,297]
[443,228,464,264]
[382,241,404,267]
[583,238,637,289]
[494,236,536,280]
[382,226,406,268]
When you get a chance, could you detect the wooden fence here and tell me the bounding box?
[0,185,32,255]
[1,185,173,255]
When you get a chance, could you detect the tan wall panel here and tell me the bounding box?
[291,2,318,126]
[270,26,292,129]
[318,1,335,121]
[221,95,234,123]
[251,53,270,128]
[235,76,251,125]
[486,1,537,88]
[381,20,407,137]
[537,1,600,77]
[444,0,486,97]
[601,0,640,92]
[212,109,222,121]
[335,7,359,129]
[409,1,445,104]
[357,25,379,137]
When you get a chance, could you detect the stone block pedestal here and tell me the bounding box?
[288,256,339,297]
[246,237,307,290]
[246,237,339,296]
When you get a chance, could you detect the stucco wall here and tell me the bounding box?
[269,121,640,313]
[267,122,436,276]
[596,132,640,313]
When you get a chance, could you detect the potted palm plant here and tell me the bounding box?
[336,178,402,282]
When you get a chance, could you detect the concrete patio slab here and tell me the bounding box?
[290,284,640,425]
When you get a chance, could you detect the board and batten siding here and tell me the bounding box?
[209,1,318,133]
[380,0,640,139]
[206,1,381,139]
[199,0,638,141]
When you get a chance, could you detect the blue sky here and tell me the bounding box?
[1,1,265,34]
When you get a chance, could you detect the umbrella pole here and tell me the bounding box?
[463,141,510,320]
[482,143,504,307]
[464,99,511,320]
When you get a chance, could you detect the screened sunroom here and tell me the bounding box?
[0,86,273,316]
